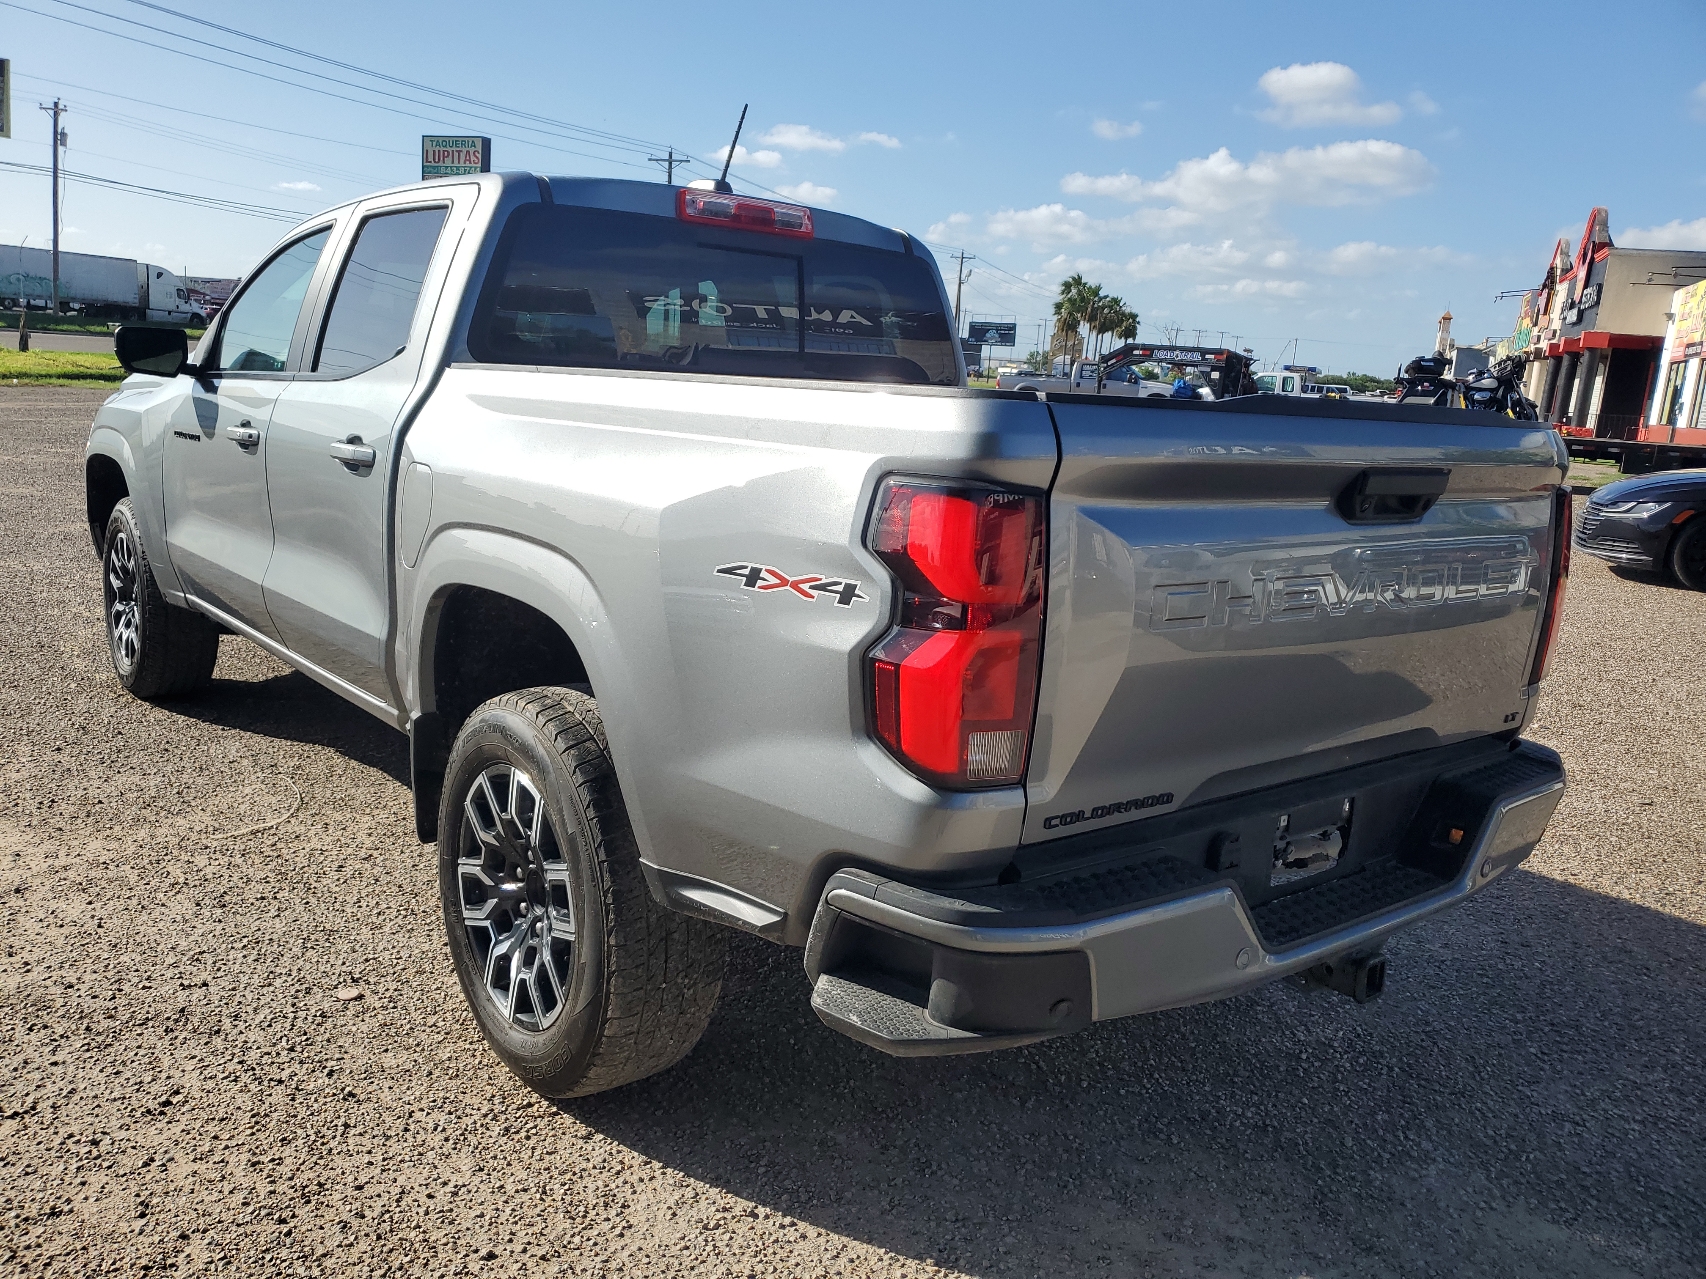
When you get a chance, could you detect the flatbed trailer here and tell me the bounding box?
[1561,431,1706,474]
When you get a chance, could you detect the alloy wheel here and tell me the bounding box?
[456,764,577,1032]
[105,529,141,672]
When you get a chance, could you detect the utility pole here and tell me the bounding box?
[648,148,682,184]
[949,251,975,332]
[40,99,66,314]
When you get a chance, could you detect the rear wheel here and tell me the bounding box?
[1668,518,1706,590]
[438,687,725,1097]
[102,498,219,699]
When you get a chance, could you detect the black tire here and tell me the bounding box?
[101,498,219,700]
[1668,518,1706,591]
[437,687,725,1097]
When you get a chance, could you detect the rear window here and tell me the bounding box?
[469,203,958,386]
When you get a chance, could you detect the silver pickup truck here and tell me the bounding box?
[86,173,1570,1097]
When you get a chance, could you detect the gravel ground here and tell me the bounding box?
[3,387,1704,1278]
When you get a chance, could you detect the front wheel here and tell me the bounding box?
[101,498,219,699]
[1669,518,1706,590]
[438,687,725,1097]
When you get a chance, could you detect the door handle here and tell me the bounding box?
[330,438,377,469]
[225,421,260,447]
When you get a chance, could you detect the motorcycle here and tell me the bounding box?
[1458,355,1539,420]
[1394,354,1459,407]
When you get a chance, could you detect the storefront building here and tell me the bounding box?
[1643,279,1706,445]
[1501,209,1706,439]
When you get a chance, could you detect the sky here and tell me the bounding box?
[2,0,1704,374]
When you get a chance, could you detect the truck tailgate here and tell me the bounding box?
[1024,398,1566,844]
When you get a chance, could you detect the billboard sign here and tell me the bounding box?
[966,320,1017,347]
[1670,279,1706,361]
[0,60,10,140]
[421,135,491,179]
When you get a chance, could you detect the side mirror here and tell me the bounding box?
[115,325,192,378]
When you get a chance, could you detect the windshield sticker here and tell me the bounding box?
[715,563,867,607]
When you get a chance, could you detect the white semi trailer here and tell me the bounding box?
[0,243,206,324]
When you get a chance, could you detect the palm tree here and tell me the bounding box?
[1052,274,1093,369]
[1110,303,1139,350]
[1088,292,1123,360]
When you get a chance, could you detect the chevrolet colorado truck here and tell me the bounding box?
[86,173,1570,1097]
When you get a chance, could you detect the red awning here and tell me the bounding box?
[1543,332,1666,357]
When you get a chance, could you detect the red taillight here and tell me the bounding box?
[866,478,1046,788]
[1528,485,1572,685]
[677,188,814,238]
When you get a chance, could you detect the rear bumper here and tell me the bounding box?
[805,740,1564,1055]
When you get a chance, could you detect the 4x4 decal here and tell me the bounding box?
[715,563,867,607]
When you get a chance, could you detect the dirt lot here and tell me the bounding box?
[3,387,1704,1278]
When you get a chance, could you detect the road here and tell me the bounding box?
[3,387,1704,1278]
[0,329,116,353]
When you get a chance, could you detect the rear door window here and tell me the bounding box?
[470,204,957,385]
[314,206,449,376]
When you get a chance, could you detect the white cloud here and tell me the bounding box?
[1321,240,1464,274]
[774,181,838,205]
[1408,90,1440,116]
[1257,62,1401,127]
[759,123,846,153]
[275,180,321,192]
[1619,216,1706,250]
[857,131,901,148]
[925,211,971,240]
[1693,81,1706,122]
[1062,140,1434,224]
[714,144,783,169]
[1092,118,1143,140]
[1124,240,1252,279]
[987,203,1106,250]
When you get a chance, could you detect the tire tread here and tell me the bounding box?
[105,499,218,700]
[467,687,724,1097]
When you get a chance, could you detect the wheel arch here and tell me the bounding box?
[84,434,135,558]
[406,528,641,844]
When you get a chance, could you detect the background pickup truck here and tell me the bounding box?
[87,172,1570,1097]
[996,359,1196,398]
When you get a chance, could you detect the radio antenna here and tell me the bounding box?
[715,104,748,193]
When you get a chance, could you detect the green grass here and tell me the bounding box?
[0,348,126,386]
[1567,459,1622,492]
[2,312,205,339]
[1,311,117,336]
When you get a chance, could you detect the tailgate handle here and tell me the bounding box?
[1336,467,1450,524]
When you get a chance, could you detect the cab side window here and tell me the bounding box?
[215,229,331,373]
[313,207,449,376]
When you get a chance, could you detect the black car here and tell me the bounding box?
[1574,469,1706,589]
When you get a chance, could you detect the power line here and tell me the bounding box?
[117,0,679,158]
[30,0,661,163]
[925,243,1056,301]
[10,3,791,199]
[67,106,389,189]
[13,133,361,205]
[1,0,662,175]
[13,72,415,157]
[0,159,308,220]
